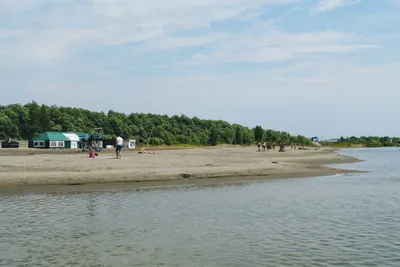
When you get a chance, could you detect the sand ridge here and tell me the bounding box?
[0,146,362,188]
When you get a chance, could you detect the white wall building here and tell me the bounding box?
[124,139,136,149]
[62,133,81,149]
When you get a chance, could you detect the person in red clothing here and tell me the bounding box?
[88,146,95,158]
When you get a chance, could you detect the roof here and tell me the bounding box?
[32,132,70,141]
[1,138,19,144]
[32,131,92,141]
[62,133,80,141]
[75,132,90,140]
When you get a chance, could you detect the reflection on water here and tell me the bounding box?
[1,148,400,266]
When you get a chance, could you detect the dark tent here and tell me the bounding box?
[102,138,116,148]
[1,138,19,148]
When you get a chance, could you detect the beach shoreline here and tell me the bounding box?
[0,146,363,193]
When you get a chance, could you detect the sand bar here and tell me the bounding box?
[0,146,363,192]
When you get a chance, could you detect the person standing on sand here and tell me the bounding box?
[116,135,124,159]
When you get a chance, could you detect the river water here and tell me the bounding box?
[1,148,400,266]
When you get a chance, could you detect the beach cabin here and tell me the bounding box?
[29,132,81,149]
[63,133,80,149]
[1,138,19,148]
[125,139,136,149]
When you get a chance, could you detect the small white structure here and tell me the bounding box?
[124,139,136,149]
[63,133,80,149]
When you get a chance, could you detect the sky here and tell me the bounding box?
[0,0,399,139]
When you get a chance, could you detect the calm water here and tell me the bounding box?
[1,148,400,266]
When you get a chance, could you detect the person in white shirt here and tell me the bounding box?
[115,135,124,159]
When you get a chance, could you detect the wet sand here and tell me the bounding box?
[0,146,362,192]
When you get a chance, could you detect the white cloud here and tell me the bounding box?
[0,29,24,39]
[0,0,52,12]
[0,0,375,65]
[166,28,375,67]
[1,0,399,137]
[311,0,361,13]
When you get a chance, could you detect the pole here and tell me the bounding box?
[147,126,154,147]
[261,129,266,142]
[231,129,237,145]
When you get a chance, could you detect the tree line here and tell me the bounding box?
[0,101,314,146]
[321,136,400,148]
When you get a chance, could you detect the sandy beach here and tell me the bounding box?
[0,146,362,191]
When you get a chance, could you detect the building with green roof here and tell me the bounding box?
[28,131,85,149]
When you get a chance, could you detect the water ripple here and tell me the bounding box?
[2,149,400,266]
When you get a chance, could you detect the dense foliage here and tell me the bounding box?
[321,136,400,148]
[0,102,313,146]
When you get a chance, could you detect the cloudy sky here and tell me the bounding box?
[0,0,399,139]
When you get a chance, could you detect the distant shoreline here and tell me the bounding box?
[0,141,396,153]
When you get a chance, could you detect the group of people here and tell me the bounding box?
[257,142,276,152]
[87,135,155,158]
[87,135,124,159]
[257,142,304,153]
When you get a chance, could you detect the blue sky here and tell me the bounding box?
[0,0,399,139]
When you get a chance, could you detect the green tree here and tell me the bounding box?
[254,126,264,142]
[209,127,218,146]
[0,101,329,148]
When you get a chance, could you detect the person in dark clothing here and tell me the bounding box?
[279,142,285,152]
